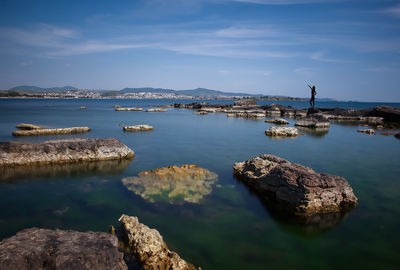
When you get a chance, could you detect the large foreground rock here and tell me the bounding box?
[295,115,330,128]
[233,154,358,215]
[122,164,218,204]
[0,138,134,166]
[265,127,300,137]
[0,228,127,270]
[118,215,198,270]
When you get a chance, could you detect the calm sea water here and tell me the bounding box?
[0,99,399,269]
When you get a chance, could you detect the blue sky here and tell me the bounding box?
[0,0,399,101]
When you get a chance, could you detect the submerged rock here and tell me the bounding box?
[118,214,198,270]
[265,126,300,137]
[0,138,134,166]
[395,132,400,140]
[357,129,375,134]
[233,154,358,216]
[16,123,43,130]
[122,164,218,204]
[13,127,91,136]
[0,228,128,270]
[265,118,289,125]
[123,125,153,132]
[115,107,143,111]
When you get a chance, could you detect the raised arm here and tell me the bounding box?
[308,84,312,89]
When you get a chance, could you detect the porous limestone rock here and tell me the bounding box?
[357,129,375,134]
[265,126,300,137]
[144,108,167,112]
[0,138,134,166]
[0,228,127,270]
[16,123,43,130]
[115,107,143,111]
[122,164,218,204]
[295,115,330,128]
[123,125,153,132]
[265,118,289,125]
[13,127,91,136]
[233,154,358,216]
[118,214,198,270]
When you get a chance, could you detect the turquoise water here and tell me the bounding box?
[0,99,400,269]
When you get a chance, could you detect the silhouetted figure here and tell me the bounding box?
[308,85,316,108]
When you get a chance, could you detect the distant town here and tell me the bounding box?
[0,85,309,101]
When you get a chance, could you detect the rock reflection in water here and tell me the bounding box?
[0,159,133,182]
[122,164,218,204]
[297,127,329,138]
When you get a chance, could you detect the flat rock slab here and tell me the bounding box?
[0,228,127,270]
[144,108,167,112]
[265,118,289,125]
[265,126,300,137]
[118,215,198,270]
[123,125,153,132]
[357,129,375,134]
[13,127,91,136]
[0,138,134,166]
[115,107,143,111]
[16,123,43,130]
[122,164,218,204]
[295,116,330,128]
[233,154,358,215]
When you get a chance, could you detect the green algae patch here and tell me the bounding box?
[122,164,218,204]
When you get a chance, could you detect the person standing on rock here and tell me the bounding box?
[308,85,316,108]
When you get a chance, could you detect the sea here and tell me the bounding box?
[0,98,399,269]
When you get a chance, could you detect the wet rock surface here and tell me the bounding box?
[123,125,153,132]
[357,129,375,134]
[233,154,358,216]
[12,127,91,136]
[122,164,218,204]
[115,107,143,111]
[265,118,289,125]
[0,228,128,270]
[0,138,134,166]
[265,127,300,137]
[118,215,198,270]
[295,115,330,128]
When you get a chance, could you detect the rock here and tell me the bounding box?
[0,138,134,166]
[113,105,121,108]
[234,98,257,106]
[16,123,43,130]
[395,132,400,140]
[115,107,143,111]
[357,129,375,134]
[380,132,394,136]
[122,164,218,204]
[227,111,265,118]
[365,105,400,123]
[123,125,153,132]
[118,215,198,270]
[13,127,91,136]
[233,154,358,215]
[193,111,208,115]
[295,110,307,118]
[265,118,289,125]
[0,228,128,270]
[265,127,300,137]
[80,106,86,109]
[376,125,384,129]
[295,115,330,128]
[144,108,167,112]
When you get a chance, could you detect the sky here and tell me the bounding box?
[0,0,399,101]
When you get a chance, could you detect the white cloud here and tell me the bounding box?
[382,4,400,18]
[310,51,352,63]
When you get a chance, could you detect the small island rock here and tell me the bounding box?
[357,129,375,134]
[265,118,289,125]
[265,126,300,137]
[123,125,153,132]
[233,154,358,216]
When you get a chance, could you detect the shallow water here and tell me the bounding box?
[0,99,399,269]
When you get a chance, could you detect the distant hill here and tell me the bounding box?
[9,85,78,92]
[120,87,261,97]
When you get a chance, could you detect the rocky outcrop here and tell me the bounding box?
[395,132,400,140]
[233,154,358,216]
[265,118,289,125]
[227,111,265,118]
[123,125,153,132]
[115,107,143,111]
[265,127,300,137]
[0,138,134,166]
[13,127,91,136]
[144,108,167,112]
[0,228,128,270]
[357,129,375,134]
[193,111,208,115]
[16,123,43,130]
[118,215,198,270]
[122,164,218,204]
[295,115,330,128]
[234,98,257,106]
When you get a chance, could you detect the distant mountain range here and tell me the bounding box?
[9,86,262,97]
